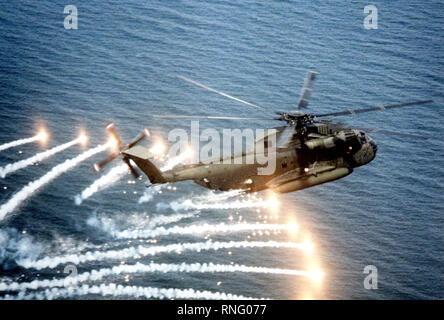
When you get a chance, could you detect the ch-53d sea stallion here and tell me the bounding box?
[93,72,433,194]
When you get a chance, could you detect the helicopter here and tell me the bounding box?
[93,72,433,194]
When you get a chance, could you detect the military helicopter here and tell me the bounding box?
[93,72,433,194]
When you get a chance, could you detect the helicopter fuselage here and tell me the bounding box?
[97,73,430,195]
[124,122,377,194]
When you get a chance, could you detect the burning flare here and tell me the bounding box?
[0,137,83,178]
[149,141,166,156]
[0,130,48,152]
[37,130,48,143]
[0,143,109,221]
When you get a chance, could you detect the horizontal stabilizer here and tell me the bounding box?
[123,145,155,160]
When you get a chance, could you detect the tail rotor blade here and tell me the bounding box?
[106,122,122,149]
[123,157,141,179]
[94,152,120,172]
[96,124,150,176]
[126,128,151,149]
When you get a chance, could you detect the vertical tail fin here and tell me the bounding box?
[122,145,166,184]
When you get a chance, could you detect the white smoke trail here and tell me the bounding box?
[2,283,255,300]
[193,189,244,202]
[154,189,247,212]
[75,163,128,205]
[165,196,276,212]
[0,135,41,152]
[18,240,308,270]
[0,228,44,270]
[139,182,242,206]
[0,143,109,221]
[160,149,192,171]
[138,184,166,204]
[0,262,311,292]
[111,223,295,240]
[0,138,82,178]
[87,212,199,237]
[146,212,198,227]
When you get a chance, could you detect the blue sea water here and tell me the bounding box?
[0,0,443,299]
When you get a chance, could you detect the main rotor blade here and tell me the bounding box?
[357,127,428,139]
[329,122,428,139]
[178,76,276,113]
[152,114,278,121]
[277,125,295,148]
[298,70,318,109]
[314,100,433,117]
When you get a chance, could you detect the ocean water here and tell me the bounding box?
[0,0,443,299]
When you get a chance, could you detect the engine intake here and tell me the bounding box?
[305,130,361,153]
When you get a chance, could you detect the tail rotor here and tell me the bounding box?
[93,123,151,179]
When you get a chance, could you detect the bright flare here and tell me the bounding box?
[149,141,166,156]
[37,130,48,143]
[266,195,279,211]
[299,233,314,254]
[286,221,299,234]
[308,268,324,284]
[184,146,193,158]
[78,133,88,146]
[302,240,315,255]
[108,136,120,149]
